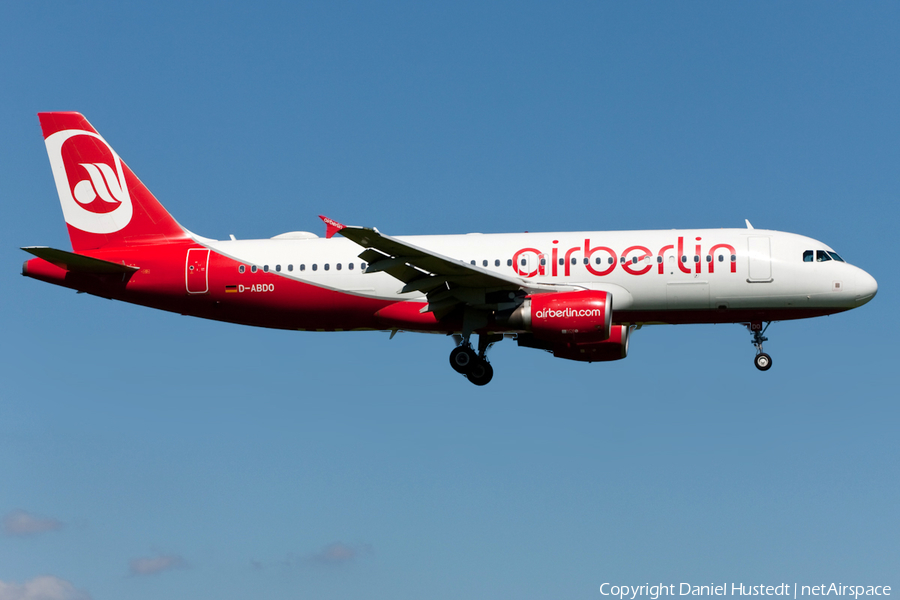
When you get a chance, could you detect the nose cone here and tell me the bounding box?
[855,269,878,305]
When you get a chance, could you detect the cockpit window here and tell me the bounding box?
[803,250,814,262]
[827,251,844,262]
[816,250,832,262]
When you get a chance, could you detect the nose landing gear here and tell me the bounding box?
[449,333,501,386]
[754,352,772,371]
[748,321,772,371]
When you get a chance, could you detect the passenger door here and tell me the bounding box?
[747,236,773,282]
[186,248,210,294]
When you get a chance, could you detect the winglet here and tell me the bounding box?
[745,219,754,230]
[319,215,346,239]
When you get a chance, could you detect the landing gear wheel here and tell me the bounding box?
[467,359,494,386]
[747,322,773,372]
[754,353,772,371]
[450,345,477,374]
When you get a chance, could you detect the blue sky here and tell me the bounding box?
[1,2,897,599]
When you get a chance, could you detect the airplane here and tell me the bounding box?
[22,112,878,385]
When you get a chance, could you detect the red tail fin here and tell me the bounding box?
[39,112,191,252]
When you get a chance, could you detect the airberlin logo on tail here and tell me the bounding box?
[72,162,126,212]
[44,129,133,234]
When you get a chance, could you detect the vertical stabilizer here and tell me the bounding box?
[38,112,191,252]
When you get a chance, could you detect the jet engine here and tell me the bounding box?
[506,290,613,342]
[507,290,631,362]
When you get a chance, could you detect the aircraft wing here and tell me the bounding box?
[320,216,570,318]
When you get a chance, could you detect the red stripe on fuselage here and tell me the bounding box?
[615,307,846,325]
[23,243,393,331]
[23,243,849,333]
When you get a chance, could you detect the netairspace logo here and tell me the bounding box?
[599,584,892,600]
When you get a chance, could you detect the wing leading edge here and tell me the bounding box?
[320,216,576,319]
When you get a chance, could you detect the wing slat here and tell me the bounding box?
[322,217,582,319]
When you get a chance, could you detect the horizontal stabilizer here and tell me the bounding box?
[22,246,139,274]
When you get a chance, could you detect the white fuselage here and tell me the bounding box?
[206,228,878,323]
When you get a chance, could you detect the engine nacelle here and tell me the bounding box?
[507,290,612,343]
[516,324,630,363]
[549,325,630,362]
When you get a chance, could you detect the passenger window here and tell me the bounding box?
[718,255,724,262]
[620,257,626,264]
[300,264,305,271]
[348,263,354,270]
[681,256,687,263]
[706,255,712,263]
[693,256,699,263]
[494,259,500,267]
[816,250,832,262]
[336,263,342,270]
[803,250,814,262]
[596,257,603,265]
[275,265,281,272]
[558,258,564,266]
[312,264,317,271]
[521,258,526,266]
[239,265,245,273]
[361,262,367,270]
[730,255,736,262]
[263,265,269,272]
[540,258,546,266]
[471,260,476,265]
[583,258,588,265]
[288,264,293,272]
[828,252,845,262]
[656,256,662,263]
[608,257,614,264]
[482,260,488,267]
[571,257,577,265]
[507,259,512,267]
[324,264,330,271]
[251,265,257,273]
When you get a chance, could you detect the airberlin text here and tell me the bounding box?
[512,236,737,279]
[535,307,604,319]
[599,584,890,600]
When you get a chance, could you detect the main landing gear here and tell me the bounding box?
[450,334,501,386]
[748,321,772,371]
